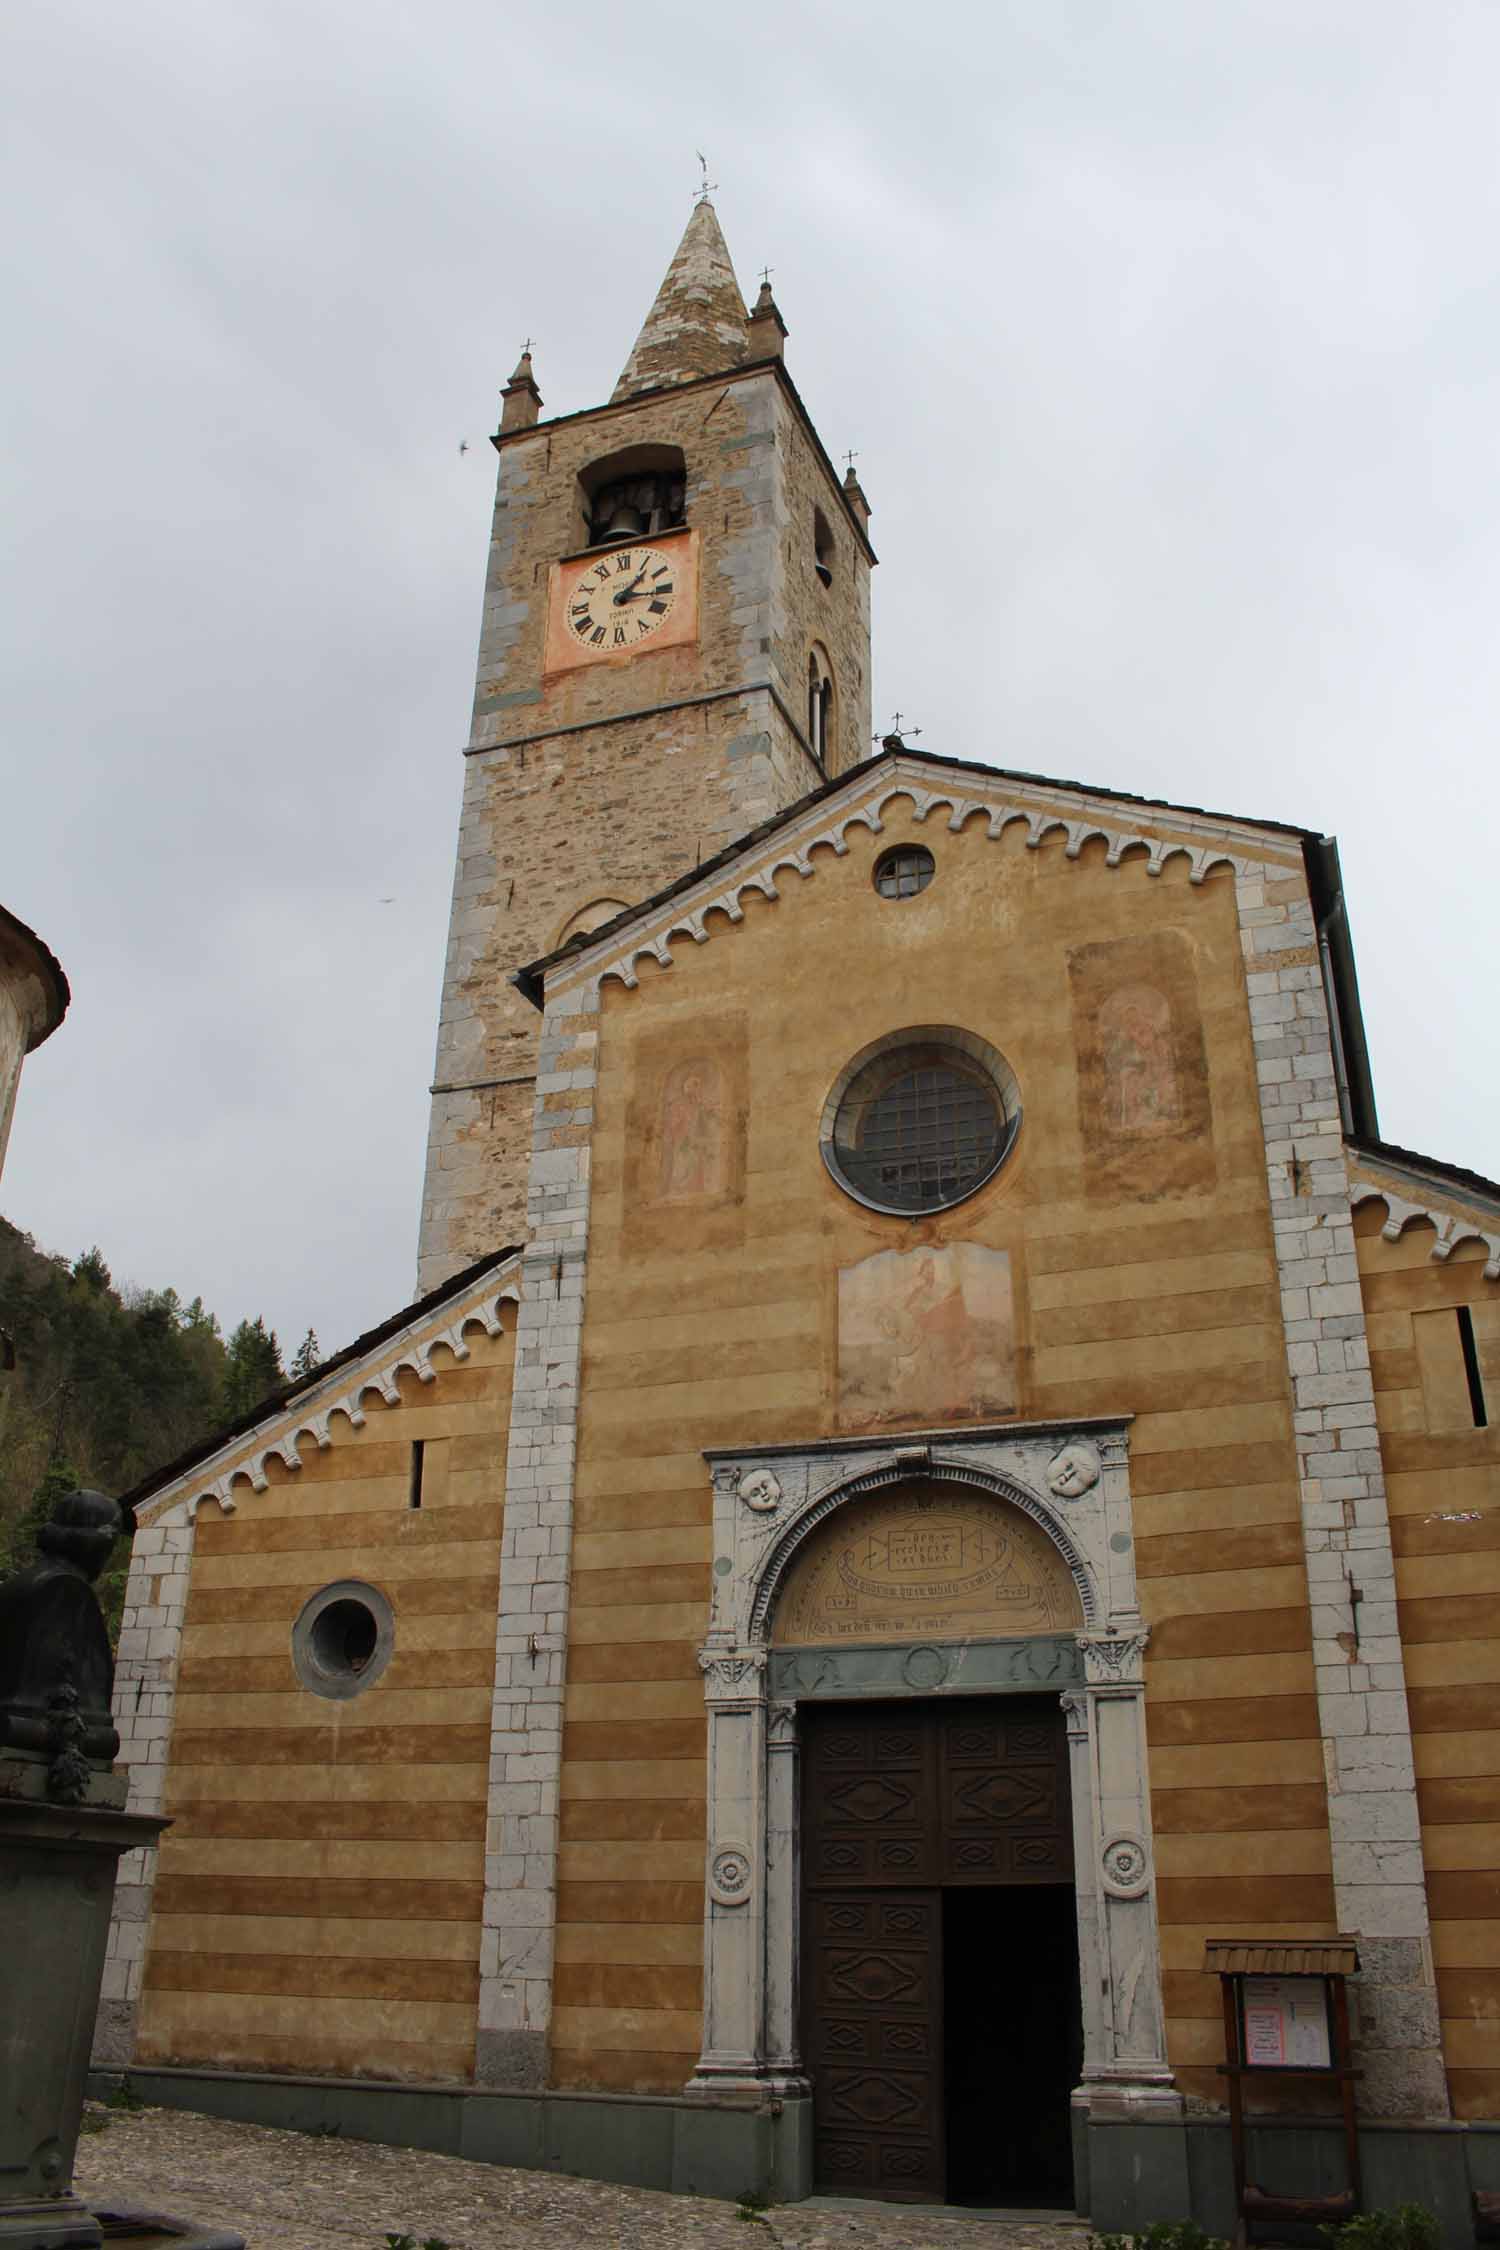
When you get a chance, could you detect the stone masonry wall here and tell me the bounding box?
[417,363,871,1291]
[1238,864,1450,2116]
[770,386,872,778]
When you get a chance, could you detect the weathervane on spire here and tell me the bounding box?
[695,151,717,203]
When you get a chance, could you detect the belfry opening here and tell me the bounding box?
[772,1479,1087,2207]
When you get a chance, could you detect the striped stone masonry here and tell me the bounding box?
[92,1510,195,2062]
[477,983,598,2088]
[1237,866,1450,2118]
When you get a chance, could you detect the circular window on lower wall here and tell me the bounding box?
[292,1579,395,1700]
[820,1026,1021,1216]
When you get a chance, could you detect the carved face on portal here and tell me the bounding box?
[1046,1443,1101,1500]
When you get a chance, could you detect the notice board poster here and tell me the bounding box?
[1241,1976,1332,2069]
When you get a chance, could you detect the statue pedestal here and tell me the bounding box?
[0,1784,167,2250]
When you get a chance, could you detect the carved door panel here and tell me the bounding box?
[941,1704,1073,1883]
[805,1889,944,2203]
[804,1710,939,1887]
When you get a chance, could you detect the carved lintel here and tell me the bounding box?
[1078,1628,1150,1685]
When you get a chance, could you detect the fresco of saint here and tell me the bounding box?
[1098,982,1180,1137]
[658,1056,726,1201]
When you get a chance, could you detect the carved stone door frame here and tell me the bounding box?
[688,1418,1180,2124]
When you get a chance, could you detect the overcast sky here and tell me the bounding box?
[4,0,1499,1357]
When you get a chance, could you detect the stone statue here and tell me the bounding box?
[0,1489,121,1799]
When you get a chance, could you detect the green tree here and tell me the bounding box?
[0,1219,293,1640]
[221,1316,285,1420]
[289,1328,322,1384]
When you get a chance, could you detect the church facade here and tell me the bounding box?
[98,202,1500,2226]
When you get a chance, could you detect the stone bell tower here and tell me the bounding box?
[417,195,875,1289]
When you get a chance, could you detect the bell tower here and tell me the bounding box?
[417,197,875,1288]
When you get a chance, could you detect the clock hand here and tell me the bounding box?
[612,564,650,605]
[616,582,668,603]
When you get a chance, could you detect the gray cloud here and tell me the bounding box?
[5,0,1497,1351]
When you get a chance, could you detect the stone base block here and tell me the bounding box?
[0,2193,101,2249]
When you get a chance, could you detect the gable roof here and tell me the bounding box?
[512,741,1321,1009]
[119,1244,521,1524]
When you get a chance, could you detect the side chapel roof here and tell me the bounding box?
[119,1244,521,1523]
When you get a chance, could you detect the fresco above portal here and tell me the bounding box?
[838,1242,1015,1429]
[773,1482,1083,1647]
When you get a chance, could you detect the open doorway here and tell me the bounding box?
[944,1882,1081,2207]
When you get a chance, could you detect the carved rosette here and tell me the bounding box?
[709,1845,754,1908]
[1078,1629,1150,1686]
[1101,1834,1150,1898]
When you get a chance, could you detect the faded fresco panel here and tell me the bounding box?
[838,1243,1015,1429]
[774,1482,1082,1646]
[1069,929,1214,1201]
[623,1015,748,1249]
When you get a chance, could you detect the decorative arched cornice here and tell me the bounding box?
[745,1453,1098,1643]
[1350,1183,1500,1282]
[551,768,1271,1005]
[145,1276,523,1526]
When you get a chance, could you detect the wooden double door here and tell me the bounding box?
[801,1697,1078,2206]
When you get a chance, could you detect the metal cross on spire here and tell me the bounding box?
[694,151,717,202]
[759,266,774,288]
[878,711,923,747]
[843,449,860,474]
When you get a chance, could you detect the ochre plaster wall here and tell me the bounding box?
[555,796,1334,2098]
[135,1322,515,2081]
[1355,1199,1500,2119]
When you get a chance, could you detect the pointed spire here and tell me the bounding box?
[842,454,871,530]
[499,345,542,434]
[746,274,787,363]
[612,200,750,402]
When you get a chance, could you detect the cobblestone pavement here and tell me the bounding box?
[75,2106,1092,2250]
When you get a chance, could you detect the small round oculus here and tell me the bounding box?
[566,544,679,650]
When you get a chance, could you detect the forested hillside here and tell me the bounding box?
[0,1217,318,1626]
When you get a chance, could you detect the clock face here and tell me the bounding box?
[565,545,678,651]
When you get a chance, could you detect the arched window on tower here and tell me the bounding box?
[813,506,835,588]
[578,444,687,550]
[808,646,835,768]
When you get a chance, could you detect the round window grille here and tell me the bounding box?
[292,1580,394,1701]
[820,1029,1020,1215]
[873,845,935,900]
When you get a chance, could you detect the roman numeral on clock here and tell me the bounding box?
[589,627,606,645]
